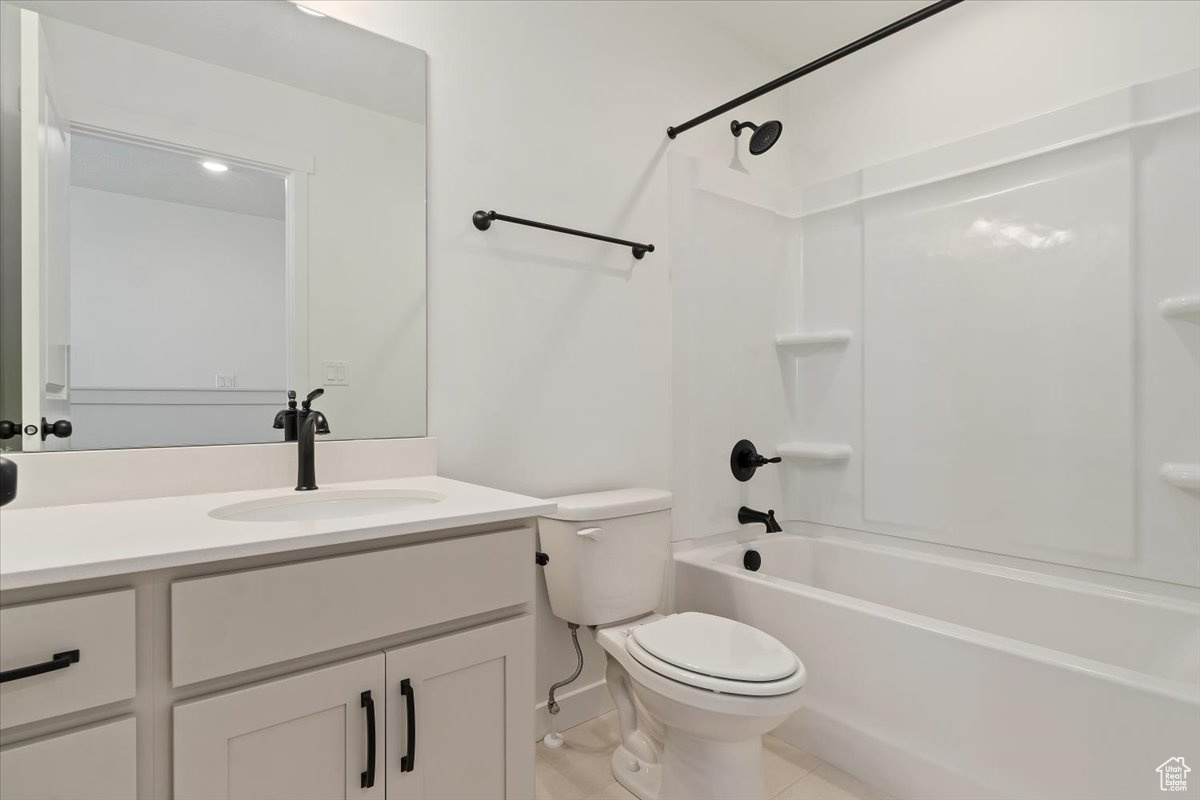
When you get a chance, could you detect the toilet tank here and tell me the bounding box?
[538,489,673,627]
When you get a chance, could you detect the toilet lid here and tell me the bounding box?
[629,612,798,682]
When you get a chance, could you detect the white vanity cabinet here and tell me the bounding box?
[0,521,538,800]
[174,654,387,800]
[173,616,532,800]
[384,617,533,800]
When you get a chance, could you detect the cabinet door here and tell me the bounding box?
[0,716,136,800]
[174,654,385,800]
[385,616,534,800]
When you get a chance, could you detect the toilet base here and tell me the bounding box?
[659,728,765,800]
[610,733,766,800]
[611,743,663,800]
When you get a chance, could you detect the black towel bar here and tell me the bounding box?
[472,210,654,259]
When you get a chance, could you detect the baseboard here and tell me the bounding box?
[534,678,614,741]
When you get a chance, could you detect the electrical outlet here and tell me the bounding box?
[215,374,237,389]
[322,361,350,387]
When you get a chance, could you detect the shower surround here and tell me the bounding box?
[668,68,1200,799]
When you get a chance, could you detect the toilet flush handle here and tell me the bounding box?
[577,527,602,540]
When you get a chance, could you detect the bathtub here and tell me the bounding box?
[674,533,1200,800]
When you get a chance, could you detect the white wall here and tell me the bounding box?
[70,187,286,390]
[786,0,1200,184]
[304,0,792,734]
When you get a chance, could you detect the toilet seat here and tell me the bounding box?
[624,613,804,697]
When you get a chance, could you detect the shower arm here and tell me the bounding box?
[666,0,964,140]
[472,210,655,259]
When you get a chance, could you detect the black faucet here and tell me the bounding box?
[273,390,299,442]
[738,506,782,533]
[295,388,330,491]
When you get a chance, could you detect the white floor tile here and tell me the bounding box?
[772,763,892,800]
[582,780,639,800]
[762,736,822,798]
[536,757,586,800]
[537,711,885,800]
[538,712,622,797]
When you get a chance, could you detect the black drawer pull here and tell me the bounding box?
[400,678,415,772]
[0,649,81,683]
[360,690,377,788]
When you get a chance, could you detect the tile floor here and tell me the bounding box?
[535,711,892,800]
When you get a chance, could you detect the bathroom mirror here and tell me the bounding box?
[0,0,427,451]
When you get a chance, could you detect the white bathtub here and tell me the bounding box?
[674,533,1200,800]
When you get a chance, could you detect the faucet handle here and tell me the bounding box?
[302,387,325,410]
[730,439,780,482]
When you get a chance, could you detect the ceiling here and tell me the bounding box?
[71,132,286,220]
[676,1,934,70]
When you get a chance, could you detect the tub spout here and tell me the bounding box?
[738,506,782,533]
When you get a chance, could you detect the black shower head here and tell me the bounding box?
[731,119,783,155]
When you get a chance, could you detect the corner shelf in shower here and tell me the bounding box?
[1158,294,1200,320]
[1160,463,1200,492]
[775,330,853,352]
[776,441,853,461]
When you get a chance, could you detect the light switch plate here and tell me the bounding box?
[215,374,237,389]
[322,361,350,386]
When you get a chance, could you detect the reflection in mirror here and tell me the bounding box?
[0,0,427,452]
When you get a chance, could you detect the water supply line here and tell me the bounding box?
[542,622,583,749]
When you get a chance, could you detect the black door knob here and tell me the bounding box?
[40,418,72,440]
[0,457,15,508]
[0,420,17,440]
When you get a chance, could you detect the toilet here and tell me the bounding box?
[539,489,806,800]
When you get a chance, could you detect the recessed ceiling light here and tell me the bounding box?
[295,5,326,17]
[201,160,229,173]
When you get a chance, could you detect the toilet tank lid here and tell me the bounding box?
[543,489,672,521]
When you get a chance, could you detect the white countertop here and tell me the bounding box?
[0,476,555,591]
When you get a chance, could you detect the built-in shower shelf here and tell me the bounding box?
[1158,295,1200,320]
[776,442,853,461]
[776,330,853,351]
[1160,463,1200,492]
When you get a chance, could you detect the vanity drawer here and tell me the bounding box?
[0,590,137,729]
[0,716,138,800]
[171,527,533,686]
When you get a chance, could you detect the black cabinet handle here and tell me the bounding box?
[0,649,80,683]
[400,678,415,773]
[360,690,376,789]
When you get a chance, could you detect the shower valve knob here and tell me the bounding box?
[731,439,779,482]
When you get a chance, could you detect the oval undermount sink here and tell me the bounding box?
[210,489,447,523]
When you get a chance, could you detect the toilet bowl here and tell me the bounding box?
[537,490,807,800]
[595,613,805,800]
